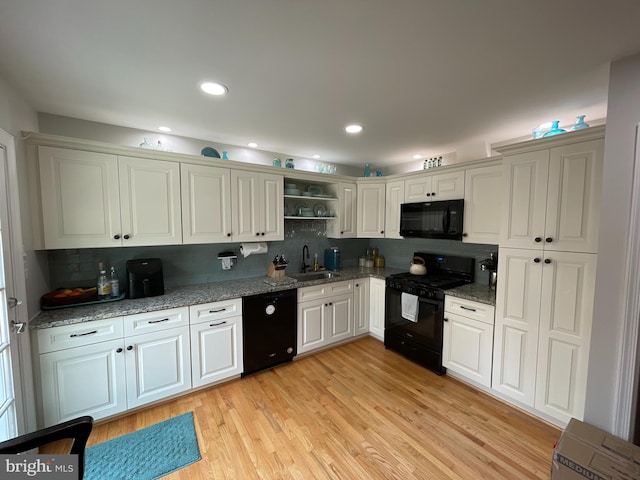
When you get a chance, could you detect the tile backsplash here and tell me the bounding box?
[47,232,496,290]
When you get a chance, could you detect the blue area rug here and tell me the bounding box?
[85,412,201,480]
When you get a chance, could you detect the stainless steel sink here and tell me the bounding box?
[288,271,341,281]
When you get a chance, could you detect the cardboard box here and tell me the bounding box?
[552,418,640,480]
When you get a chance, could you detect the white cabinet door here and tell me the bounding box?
[353,279,370,336]
[405,171,464,202]
[500,150,549,249]
[443,312,494,388]
[38,146,121,249]
[534,251,596,423]
[190,316,243,388]
[125,326,191,409]
[118,156,182,246]
[463,165,502,244]
[492,248,543,407]
[357,183,385,238]
[39,339,126,426]
[544,140,603,253]
[327,293,353,344]
[369,278,386,340]
[231,170,283,242]
[328,183,357,238]
[181,163,232,243]
[261,172,284,241]
[385,180,404,239]
[431,171,465,200]
[297,299,327,354]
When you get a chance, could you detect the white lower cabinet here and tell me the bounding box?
[297,280,354,354]
[37,307,192,426]
[353,279,370,336]
[443,297,495,388]
[369,277,386,340]
[189,298,244,387]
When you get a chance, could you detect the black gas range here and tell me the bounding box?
[384,252,474,375]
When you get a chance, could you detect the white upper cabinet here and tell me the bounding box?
[357,183,385,238]
[384,180,404,239]
[38,147,182,249]
[181,163,232,244]
[231,170,284,242]
[404,171,465,202]
[500,139,603,253]
[462,164,502,244]
[327,182,357,238]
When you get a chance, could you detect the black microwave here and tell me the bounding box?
[400,199,464,240]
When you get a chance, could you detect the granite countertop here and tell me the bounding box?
[31,266,404,330]
[444,283,496,306]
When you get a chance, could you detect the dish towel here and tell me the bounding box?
[401,293,419,322]
[240,242,268,258]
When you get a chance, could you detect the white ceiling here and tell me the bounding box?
[1,1,640,167]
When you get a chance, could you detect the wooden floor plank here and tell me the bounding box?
[53,336,562,479]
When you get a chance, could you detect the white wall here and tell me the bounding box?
[0,75,48,320]
[584,52,640,433]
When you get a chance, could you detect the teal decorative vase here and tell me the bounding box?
[572,115,590,131]
[543,120,566,137]
[364,163,371,177]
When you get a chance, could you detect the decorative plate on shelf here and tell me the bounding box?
[201,147,221,158]
[314,203,327,217]
[308,185,323,196]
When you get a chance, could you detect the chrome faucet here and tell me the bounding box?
[301,245,310,273]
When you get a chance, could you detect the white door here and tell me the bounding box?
[339,183,357,238]
[353,280,370,336]
[0,132,32,439]
[261,173,284,241]
[190,317,243,388]
[297,300,326,354]
[231,170,261,241]
[118,156,182,246]
[463,165,503,244]
[327,294,353,343]
[369,278,386,340]
[385,180,404,239]
[357,183,385,238]
[431,171,465,200]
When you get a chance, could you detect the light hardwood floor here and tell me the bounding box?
[86,336,560,479]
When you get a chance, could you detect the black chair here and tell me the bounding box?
[0,416,93,478]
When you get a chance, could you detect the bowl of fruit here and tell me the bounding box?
[41,287,98,308]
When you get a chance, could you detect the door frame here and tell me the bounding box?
[0,128,36,435]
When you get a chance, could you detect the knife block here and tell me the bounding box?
[266,263,286,279]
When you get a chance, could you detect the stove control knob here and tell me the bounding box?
[407,286,415,295]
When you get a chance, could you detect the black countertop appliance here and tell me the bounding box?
[126,258,164,299]
[242,288,297,376]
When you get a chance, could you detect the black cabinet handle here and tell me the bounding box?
[126,345,133,351]
[70,330,97,338]
[261,232,265,236]
[534,237,542,243]
[431,192,436,196]
[443,317,449,322]
[545,237,553,243]
[148,318,169,324]
[426,193,431,197]
[460,305,476,312]
[381,230,384,234]
[123,234,130,240]
[462,233,468,237]
[227,233,231,237]
[255,232,260,236]
[116,348,123,353]
[114,234,120,240]
[209,321,227,327]
[544,258,551,264]
[533,257,541,263]
[209,308,227,313]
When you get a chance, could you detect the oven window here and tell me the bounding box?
[385,289,444,349]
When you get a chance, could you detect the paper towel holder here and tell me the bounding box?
[217,251,237,270]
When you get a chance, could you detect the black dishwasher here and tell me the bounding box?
[242,288,297,376]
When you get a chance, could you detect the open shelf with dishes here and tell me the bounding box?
[284,180,337,220]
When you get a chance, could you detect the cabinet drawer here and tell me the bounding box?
[189,298,242,325]
[444,296,495,325]
[124,307,189,337]
[298,280,353,302]
[37,317,124,354]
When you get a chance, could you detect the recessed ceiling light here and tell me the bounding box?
[248,142,258,148]
[413,154,423,159]
[345,124,363,134]
[313,155,321,159]
[158,126,171,132]
[200,82,228,96]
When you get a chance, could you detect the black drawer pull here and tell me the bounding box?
[70,330,97,338]
[148,318,170,324]
[460,306,477,312]
[209,321,227,327]
[209,308,227,313]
